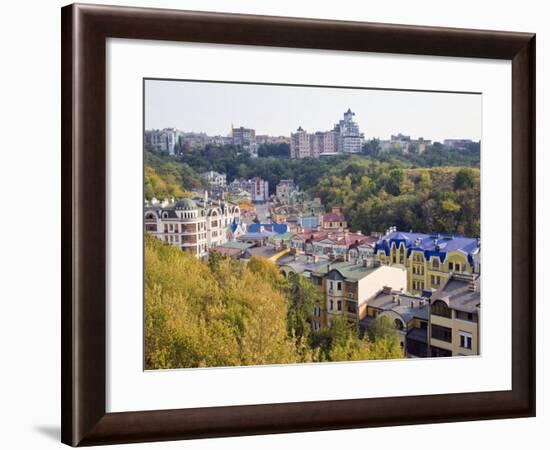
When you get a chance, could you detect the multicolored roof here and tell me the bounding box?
[375,231,480,266]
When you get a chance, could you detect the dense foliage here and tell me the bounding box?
[144,236,403,369]
[145,142,480,236]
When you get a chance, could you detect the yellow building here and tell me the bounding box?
[428,273,480,356]
[374,230,480,295]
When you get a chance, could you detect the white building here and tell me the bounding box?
[200,171,227,187]
[144,198,241,259]
[333,109,364,154]
[144,128,178,155]
[228,177,269,203]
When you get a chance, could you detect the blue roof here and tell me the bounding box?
[238,231,277,240]
[230,217,240,233]
[299,216,320,228]
[247,223,290,235]
[375,231,479,266]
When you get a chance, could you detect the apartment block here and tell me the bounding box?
[144,198,241,259]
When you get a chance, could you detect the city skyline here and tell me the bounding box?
[145,79,482,143]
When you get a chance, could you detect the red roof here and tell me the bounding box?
[323,212,346,222]
[293,231,376,248]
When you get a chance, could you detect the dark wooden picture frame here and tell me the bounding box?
[61,3,536,446]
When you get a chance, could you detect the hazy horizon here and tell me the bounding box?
[144,79,482,142]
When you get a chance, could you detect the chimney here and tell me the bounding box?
[419,299,425,309]
[392,294,398,303]
[397,297,401,306]
[327,263,332,272]
[411,300,415,308]
[382,286,392,295]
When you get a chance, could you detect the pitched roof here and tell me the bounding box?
[323,212,346,222]
[375,230,480,266]
[312,261,378,281]
[247,223,290,235]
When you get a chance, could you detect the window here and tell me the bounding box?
[329,281,334,291]
[455,311,477,322]
[347,302,356,314]
[459,332,473,349]
[431,324,452,343]
[448,262,454,271]
[432,259,439,269]
[431,300,452,318]
[330,300,334,310]
[337,301,342,311]
[336,281,342,291]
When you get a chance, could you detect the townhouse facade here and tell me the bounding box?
[374,229,480,295]
[428,273,480,357]
[321,207,348,230]
[309,262,407,328]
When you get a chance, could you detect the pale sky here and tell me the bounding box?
[144,79,481,142]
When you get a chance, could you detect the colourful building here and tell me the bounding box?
[374,230,480,295]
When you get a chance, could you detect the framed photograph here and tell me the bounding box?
[61,3,535,446]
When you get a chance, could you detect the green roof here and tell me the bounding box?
[218,241,255,250]
[312,261,378,281]
[270,232,293,241]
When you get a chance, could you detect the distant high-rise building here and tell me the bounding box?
[144,128,178,155]
[333,109,364,154]
[232,126,258,157]
[290,109,363,159]
[290,126,312,159]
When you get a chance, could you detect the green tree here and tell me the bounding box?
[453,168,476,191]
[285,273,322,344]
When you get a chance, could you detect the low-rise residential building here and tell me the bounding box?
[360,288,430,357]
[256,135,290,145]
[310,263,407,328]
[275,179,296,203]
[428,273,480,357]
[228,177,269,203]
[379,134,432,154]
[321,207,347,230]
[374,229,480,295]
[291,229,377,263]
[144,198,241,259]
[200,171,227,187]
